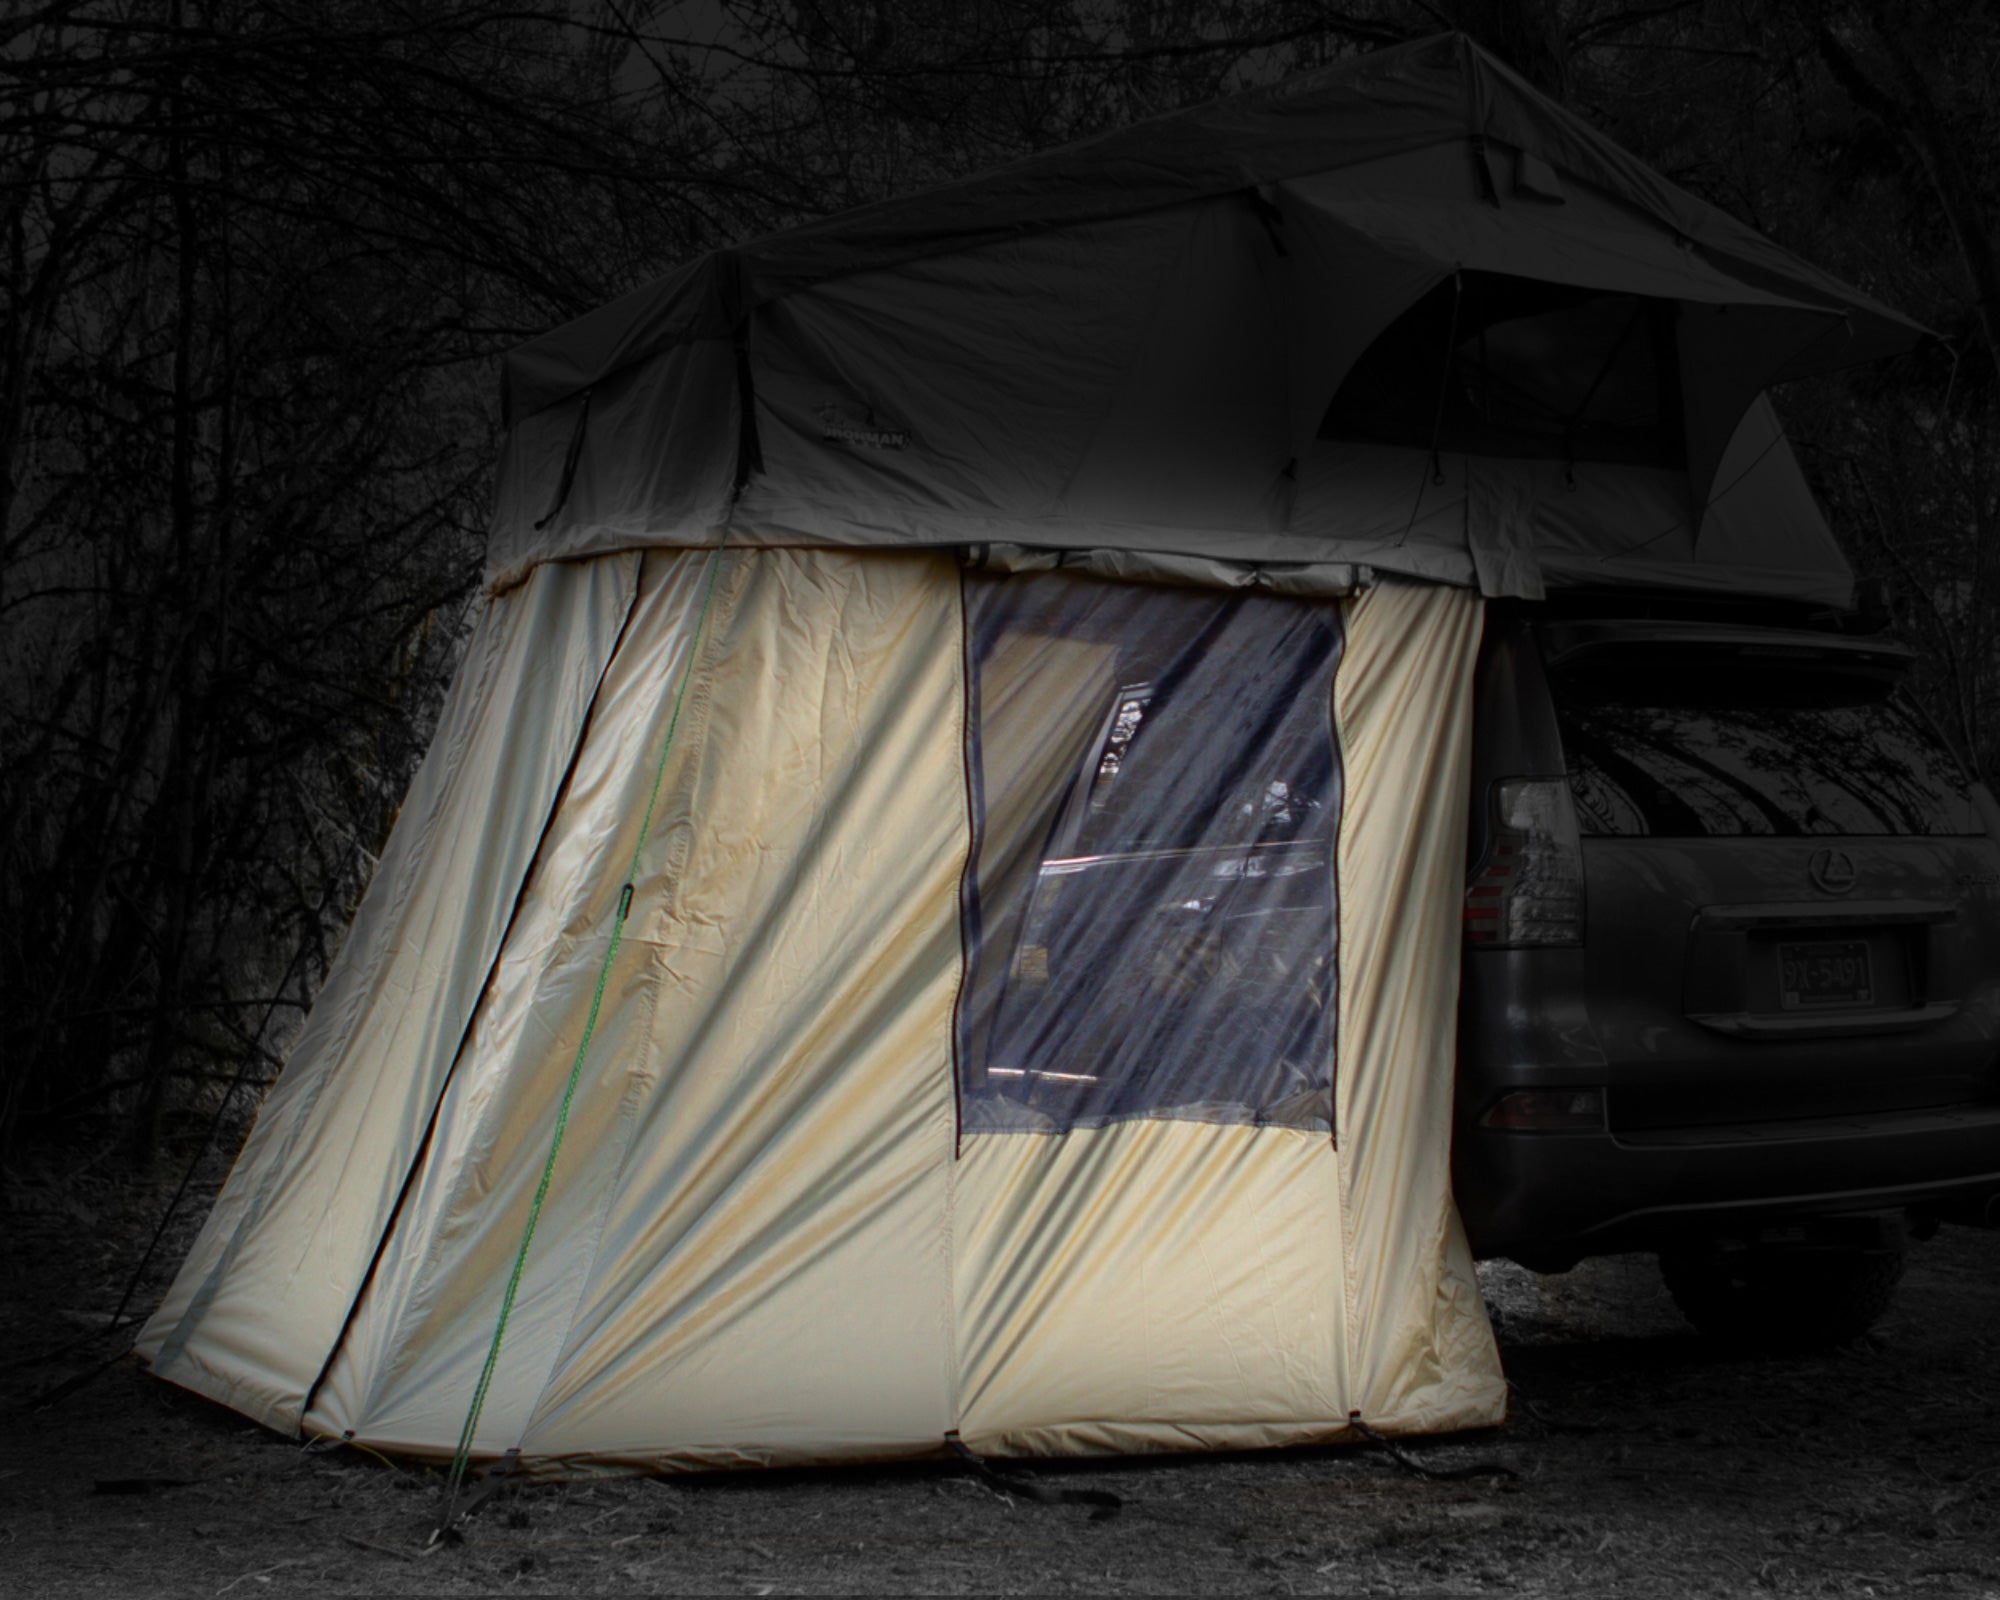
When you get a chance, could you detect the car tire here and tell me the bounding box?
[1659,1239,1906,1350]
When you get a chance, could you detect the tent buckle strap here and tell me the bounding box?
[1242,187,1288,257]
[532,390,593,532]
[1469,134,1501,206]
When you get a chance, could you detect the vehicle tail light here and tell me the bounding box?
[1464,778,1584,947]
[1478,1088,1605,1131]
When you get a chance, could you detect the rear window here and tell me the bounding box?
[1550,661,1981,838]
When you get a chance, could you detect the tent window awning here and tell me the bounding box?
[1320,271,1686,468]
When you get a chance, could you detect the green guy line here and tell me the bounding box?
[437,541,730,1536]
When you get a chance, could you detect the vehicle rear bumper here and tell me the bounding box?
[1457,1100,2000,1265]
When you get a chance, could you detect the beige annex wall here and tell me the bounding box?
[137,554,643,1433]
[954,576,1502,1457]
[1336,580,1506,1433]
[308,548,968,1469]
[161,547,1498,1468]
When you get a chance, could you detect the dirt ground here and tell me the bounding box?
[4,1157,1998,1598]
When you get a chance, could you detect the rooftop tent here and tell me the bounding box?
[485,31,1922,605]
[140,36,1916,1474]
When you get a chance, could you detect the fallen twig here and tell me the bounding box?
[338,1533,415,1562]
[1349,1417,1518,1481]
[215,1557,310,1594]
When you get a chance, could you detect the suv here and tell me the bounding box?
[1456,593,2000,1343]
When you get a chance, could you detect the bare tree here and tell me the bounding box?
[7,0,1995,1174]
[0,0,743,1167]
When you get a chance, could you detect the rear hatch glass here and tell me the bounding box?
[1534,624,1995,1128]
[1544,633,1981,838]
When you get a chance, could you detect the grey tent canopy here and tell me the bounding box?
[489,32,1924,608]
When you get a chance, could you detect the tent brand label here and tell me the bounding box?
[818,404,909,450]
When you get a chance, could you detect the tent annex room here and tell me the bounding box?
[138,34,1922,1474]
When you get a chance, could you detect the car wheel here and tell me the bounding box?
[1659,1238,1906,1350]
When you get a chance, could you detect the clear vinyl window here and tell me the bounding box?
[955,571,1344,1135]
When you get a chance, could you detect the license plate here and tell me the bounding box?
[1778,940,1872,1008]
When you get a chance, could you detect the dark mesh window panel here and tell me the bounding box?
[955,571,1345,1135]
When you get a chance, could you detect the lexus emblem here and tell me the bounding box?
[1809,847,1857,896]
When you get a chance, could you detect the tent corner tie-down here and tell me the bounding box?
[435,537,730,1538]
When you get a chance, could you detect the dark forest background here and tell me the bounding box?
[3,0,1996,1180]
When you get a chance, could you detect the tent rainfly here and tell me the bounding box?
[140,34,1923,1475]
